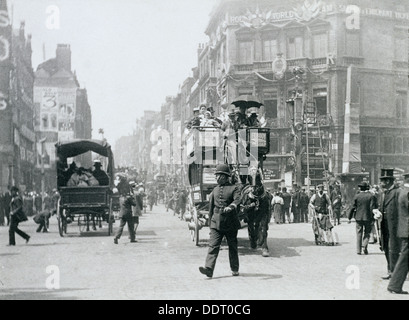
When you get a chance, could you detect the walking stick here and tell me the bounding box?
[374,219,383,252]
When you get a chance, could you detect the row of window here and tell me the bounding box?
[238,32,407,64]
[362,136,409,154]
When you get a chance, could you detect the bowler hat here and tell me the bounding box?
[358,181,370,190]
[215,164,231,177]
[93,160,102,167]
[380,168,395,180]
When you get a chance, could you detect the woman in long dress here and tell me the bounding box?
[272,192,284,224]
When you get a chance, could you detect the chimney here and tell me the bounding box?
[56,44,71,71]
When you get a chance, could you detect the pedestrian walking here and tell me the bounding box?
[310,184,334,245]
[8,186,30,246]
[291,185,301,223]
[199,164,241,278]
[281,187,292,223]
[114,181,137,244]
[331,184,342,225]
[386,172,409,294]
[379,168,401,280]
[299,188,310,223]
[0,189,5,226]
[272,192,284,224]
[132,185,144,240]
[3,188,11,226]
[348,181,378,255]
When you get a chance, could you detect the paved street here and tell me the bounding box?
[0,203,408,300]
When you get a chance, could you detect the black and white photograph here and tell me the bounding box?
[0,0,409,305]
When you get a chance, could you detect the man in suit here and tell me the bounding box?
[387,172,409,294]
[379,168,401,280]
[348,181,378,255]
[331,184,342,225]
[114,181,137,244]
[291,185,301,223]
[299,188,310,223]
[8,186,30,246]
[281,187,292,223]
[199,164,241,278]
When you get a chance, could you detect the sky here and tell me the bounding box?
[9,0,219,145]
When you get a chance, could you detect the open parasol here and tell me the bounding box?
[231,95,263,109]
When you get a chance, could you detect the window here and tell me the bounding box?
[238,41,253,64]
[362,135,377,154]
[396,137,403,154]
[264,99,278,118]
[313,89,327,116]
[287,36,303,59]
[404,137,409,154]
[270,137,279,154]
[395,36,407,61]
[263,39,278,61]
[345,31,360,56]
[381,136,394,154]
[396,92,407,121]
[312,33,328,58]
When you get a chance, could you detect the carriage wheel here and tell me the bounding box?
[108,199,114,236]
[57,200,64,237]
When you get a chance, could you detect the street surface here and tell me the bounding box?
[0,203,408,300]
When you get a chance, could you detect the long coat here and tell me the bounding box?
[209,182,241,232]
[397,185,409,239]
[379,185,400,228]
[348,191,377,222]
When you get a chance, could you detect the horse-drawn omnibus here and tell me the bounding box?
[55,139,116,237]
[183,96,271,252]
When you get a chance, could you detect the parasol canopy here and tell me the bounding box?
[231,95,263,109]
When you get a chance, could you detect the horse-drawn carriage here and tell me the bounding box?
[55,139,116,237]
[183,96,272,255]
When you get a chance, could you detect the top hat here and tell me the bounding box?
[193,107,200,113]
[358,181,370,190]
[380,168,395,180]
[93,160,102,166]
[215,164,231,177]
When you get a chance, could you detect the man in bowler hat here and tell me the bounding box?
[8,186,30,246]
[348,181,378,255]
[199,164,241,278]
[387,172,409,294]
[379,168,401,280]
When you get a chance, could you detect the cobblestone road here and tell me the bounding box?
[0,204,407,300]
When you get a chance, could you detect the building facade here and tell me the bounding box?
[197,0,409,186]
[0,0,36,193]
[34,44,92,189]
